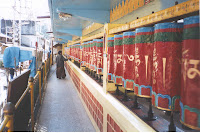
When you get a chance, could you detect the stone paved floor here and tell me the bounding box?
[35,64,95,132]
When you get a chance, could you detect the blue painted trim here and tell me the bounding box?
[134,83,140,89]
[139,85,152,96]
[180,101,184,121]
[80,61,86,66]
[97,39,103,42]
[107,73,113,80]
[184,15,199,25]
[155,22,183,30]
[152,91,157,105]
[82,42,88,45]
[56,29,82,36]
[123,79,134,89]
[180,101,200,127]
[57,8,110,24]
[156,93,171,109]
[108,37,114,41]
[114,75,123,83]
[136,27,154,33]
[97,68,103,73]
[123,31,135,36]
[114,35,123,38]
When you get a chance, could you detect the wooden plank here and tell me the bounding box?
[82,23,104,36]
[108,0,199,34]
[82,32,104,42]
[109,24,129,35]
[130,0,199,29]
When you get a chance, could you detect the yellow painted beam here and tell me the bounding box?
[82,32,104,42]
[130,0,199,29]
[109,24,129,35]
[82,23,104,36]
[108,0,199,34]
[72,36,80,41]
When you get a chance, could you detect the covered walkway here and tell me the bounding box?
[35,64,95,132]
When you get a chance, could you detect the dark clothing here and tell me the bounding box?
[56,55,68,79]
[56,55,68,67]
[9,68,14,79]
[56,66,66,79]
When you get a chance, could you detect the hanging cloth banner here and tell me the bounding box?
[96,39,103,74]
[114,34,123,85]
[152,22,183,111]
[180,15,200,130]
[134,27,154,98]
[107,37,114,81]
[122,31,135,90]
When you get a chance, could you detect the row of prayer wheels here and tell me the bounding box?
[66,15,199,130]
[69,39,104,75]
[107,15,199,130]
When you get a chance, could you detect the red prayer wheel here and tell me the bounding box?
[81,42,87,66]
[89,41,94,70]
[122,31,135,90]
[107,37,114,81]
[114,35,123,85]
[152,22,183,111]
[180,15,200,130]
[76,44,81,62]
[92,39,97,71]
[96,39,103,74]
[134,27,154,98]
[86,42,90,68]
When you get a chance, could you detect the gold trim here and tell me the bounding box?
[180,120,200,131]
[137,95,151,98]
[156,106,172,111]
[125,87,134,91]
[115,83,123,86]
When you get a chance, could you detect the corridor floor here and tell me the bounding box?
[35,65,95,132]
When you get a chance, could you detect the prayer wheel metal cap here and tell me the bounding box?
[3,102,15,115]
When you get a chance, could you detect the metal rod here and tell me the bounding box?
[0,116,10,132]
[15,85,30,109]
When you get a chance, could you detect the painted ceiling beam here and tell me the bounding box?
[56,35,73,40]
[56,29,82,36]
[57,8,110,24]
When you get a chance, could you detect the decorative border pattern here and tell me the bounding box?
[180,101,200,129]
[110,0,154,22]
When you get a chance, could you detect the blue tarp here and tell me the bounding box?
[3,47,20,68]
[3,47,36,77]
[29,57,36,77]
[20,50,33,62]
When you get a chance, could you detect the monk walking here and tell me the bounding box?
[56,51,68,79]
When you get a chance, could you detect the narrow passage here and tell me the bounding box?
[35,64,95,132]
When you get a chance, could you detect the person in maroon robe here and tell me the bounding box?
[56,51,68,79]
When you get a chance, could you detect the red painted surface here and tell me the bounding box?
[114,45,123,85]
[123,43,135,89]
[107,41,114,81]
[134,42,153,97]
[181,39,200,128]
[153,41,182,110]
[97,43,103,74]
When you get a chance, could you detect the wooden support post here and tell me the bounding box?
[29,77,34,131]
[38,69,42,104]
[3,102,15,132]
[42,63,45,89]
